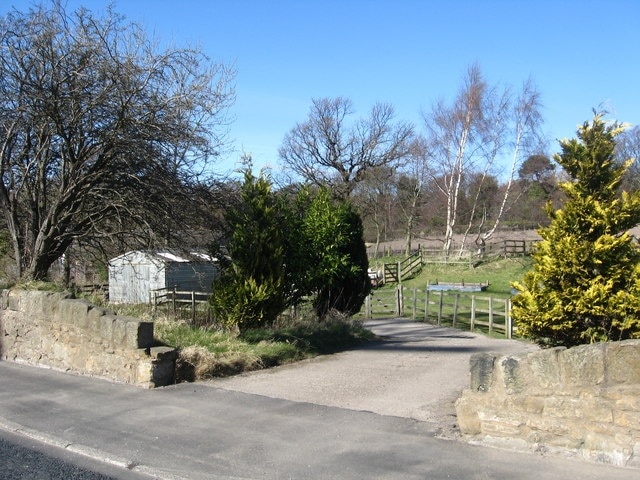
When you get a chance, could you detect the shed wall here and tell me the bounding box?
[166,263,218,293]
[109,251,218,304]
[109,252,165,303]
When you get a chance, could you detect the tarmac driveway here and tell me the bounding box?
[212,318,539,437]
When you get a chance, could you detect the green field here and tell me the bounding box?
[370,255,533,297]
[362,255,535,338]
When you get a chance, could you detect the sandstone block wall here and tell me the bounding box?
[455,340,640,467]
[0,289,176,388]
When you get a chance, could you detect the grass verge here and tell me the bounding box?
[112,303,376,381]
[160,318,375,381]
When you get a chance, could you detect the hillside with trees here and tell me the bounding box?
[2,2,640,338]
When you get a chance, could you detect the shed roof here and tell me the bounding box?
[110,250,217,265]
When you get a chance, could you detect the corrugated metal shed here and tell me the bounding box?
[108,250,219,304]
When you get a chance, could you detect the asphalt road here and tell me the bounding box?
[214,318,539,436]
[0,428,152,480]
[1,319,638,479]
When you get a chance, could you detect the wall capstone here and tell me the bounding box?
[456,340,640,468]
[0,289,176,388]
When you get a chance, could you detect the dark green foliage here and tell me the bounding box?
[302,189,371,318]
[512,115,640,347]
[210,175,371,331]
[210,171,288,331]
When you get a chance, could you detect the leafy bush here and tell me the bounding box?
[210,275,286,331]
[209,171,288,331]
[301,189,371,319]
[512,115,640,346]
[210,173,371,331]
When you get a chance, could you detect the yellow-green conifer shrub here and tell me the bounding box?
[512,115,640,347]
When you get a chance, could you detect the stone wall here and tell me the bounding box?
[0,289,176,388]
[455,340,640,467]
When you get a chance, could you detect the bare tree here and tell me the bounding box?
[278,97,415,199]
[424,66,544,256]
[396,137,430,255]
[0,2,235,281]
[423,65,489,256]
[469,78,544,252]
[616,125,640,191]
[351,165,396,257]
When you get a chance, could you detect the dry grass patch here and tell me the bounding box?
[107,303,375,382]
[151,314,375,382]
[176,345,262,381]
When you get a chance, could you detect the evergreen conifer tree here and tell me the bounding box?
[302,189,371,319]
[512,115,640,346]
[210,171,288,331]
[210,175,371,331]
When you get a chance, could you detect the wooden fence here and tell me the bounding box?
[481,239,537,257]
[377,239,536,285]
[152,287,210,323]
[383,251,423,283]
[357,286,513,338]
[420,249,475,266]
[76,283,109,300]
[143,284,512,338]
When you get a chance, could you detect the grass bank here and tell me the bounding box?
[111,303,376,381]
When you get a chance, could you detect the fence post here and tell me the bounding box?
[506,298,512,339]
[397,261,402,284]
[396,285,402,317]
[412,288,417,320]
[437,291,443,326]
[453,293,459,327]
[172,287,177,315]
[191,291,196,324]
[470,295,476,331]
[489,296,494,334]
[365,294,372,319]
[425,288,430,322]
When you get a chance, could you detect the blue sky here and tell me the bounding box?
[4,0,640,175]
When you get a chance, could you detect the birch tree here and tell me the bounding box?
[476,79,542,247]
[424,66,543,256]
[423,65,489,256]
[469,78,544,253]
